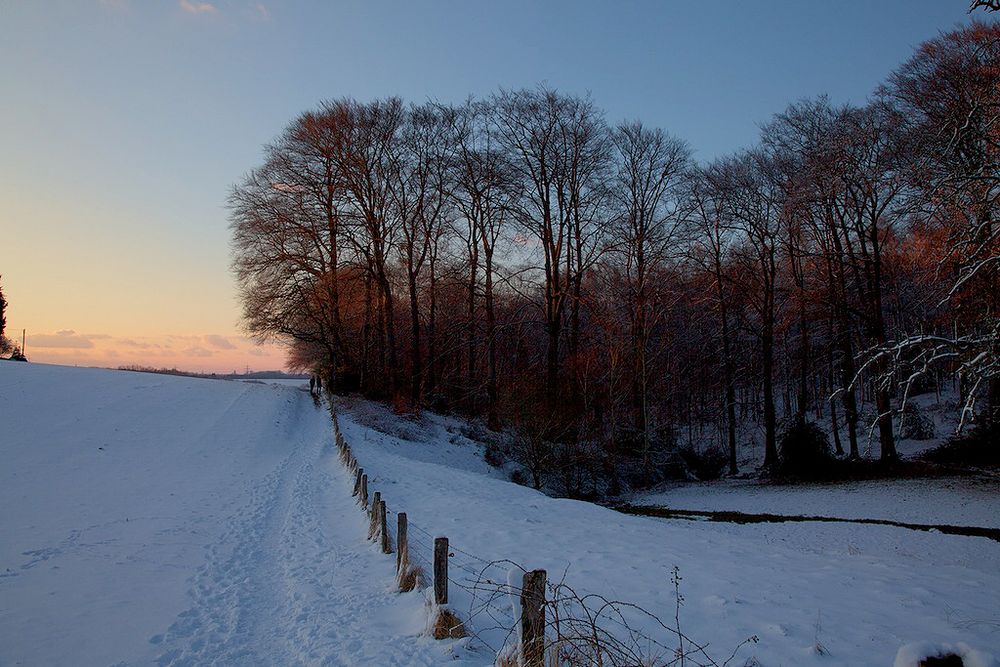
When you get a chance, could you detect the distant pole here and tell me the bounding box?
[22,328,25,354]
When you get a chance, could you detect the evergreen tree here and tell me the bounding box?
[0,275,13,355]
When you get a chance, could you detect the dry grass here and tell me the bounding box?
[397,564,424,593]
[431,607,466,640]
[495,651,518,667]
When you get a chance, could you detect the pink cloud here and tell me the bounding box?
[205,334,237,350]
[31,331,95,349]
[179,0,217,15]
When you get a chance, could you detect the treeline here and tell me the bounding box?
[230,23,999,494]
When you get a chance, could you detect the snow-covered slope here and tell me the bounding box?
[334,398,1000,667]
[3,362,998,666]
[0,363,471,665]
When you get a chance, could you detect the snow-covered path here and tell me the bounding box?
[0,363,469,666]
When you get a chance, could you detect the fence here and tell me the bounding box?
[330,404,757,667]
[332,408,549,665]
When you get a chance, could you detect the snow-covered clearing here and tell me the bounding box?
[2,362,998,666]
[0,363,470,665]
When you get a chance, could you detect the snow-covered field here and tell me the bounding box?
[2,362,998,666]
[0,363,468,666]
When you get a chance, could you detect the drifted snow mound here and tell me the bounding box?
[894,641,998,667]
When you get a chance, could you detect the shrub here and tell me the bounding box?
[921,422,1000,468]
[900,402,935,440]
[778,420,836,479]
[483,443,505,467]
[678,444,729,480]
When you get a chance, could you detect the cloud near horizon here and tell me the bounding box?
[205,334,237,350]
[179,0,217,15]
[21,331,288,373]
[31,331,96,349]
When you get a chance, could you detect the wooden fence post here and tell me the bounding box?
[396,512,408,574]
[433,537,449,605]
[360,474,368,509]
[521,569,547,667]
[353,468,363,496]
[379,500,391,554]
[369,492,381,539]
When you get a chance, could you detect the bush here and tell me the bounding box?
[483,443,505,467]
[510,469,529,486]
[921,422,1000,468]
[900,402,935,440]
[778,420,836,479]
[678,444,729,480]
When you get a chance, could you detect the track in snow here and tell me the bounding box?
[149,405,462,666]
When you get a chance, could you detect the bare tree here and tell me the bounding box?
[444,100,516,429]
[871,22,1000,428]
[611,121,692,474]
[492,87,609,407]
[391,103,455,405]
[718,151,785,468]
[688,166,741,473]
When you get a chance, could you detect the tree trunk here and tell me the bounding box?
[408,271,422,406]
[484,248,499,431]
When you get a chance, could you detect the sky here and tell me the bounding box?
[0,0,992,373]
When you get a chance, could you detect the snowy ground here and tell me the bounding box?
[2,363,998,666]
[334,398,1000,666]
[0,363,472,666]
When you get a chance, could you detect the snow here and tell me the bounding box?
[2,362,999,665]
[0,363,474,665]
[334,398,1000,666]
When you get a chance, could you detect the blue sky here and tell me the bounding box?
[0,0,991,371]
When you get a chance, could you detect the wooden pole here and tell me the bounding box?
[521,569,547,667]
[396,512,408,573]
[360,474,368,509]
[369,492,381,539]
[353,468,363,497]
[433,537,448,605]
[379,500,391,554]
